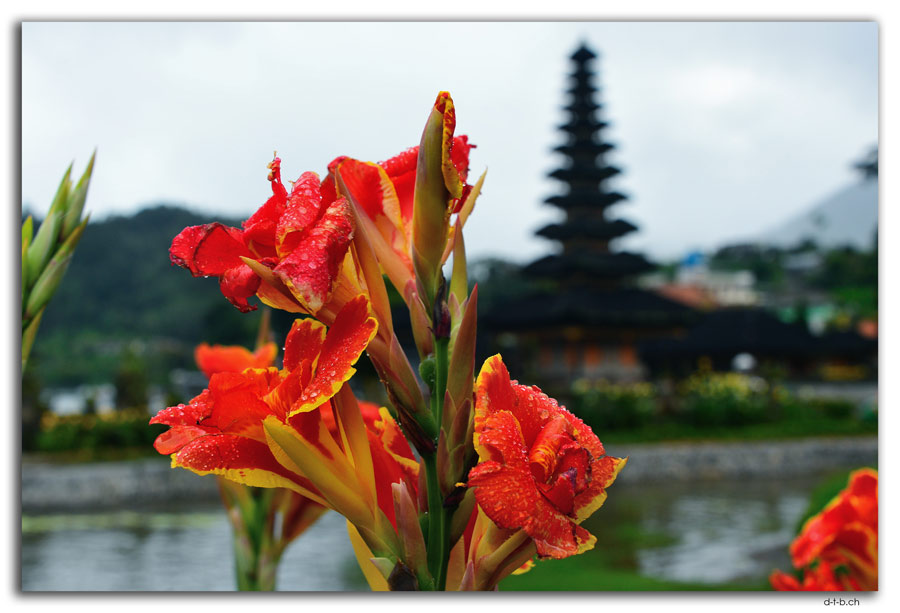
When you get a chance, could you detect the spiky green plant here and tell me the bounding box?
[22,153,95,370]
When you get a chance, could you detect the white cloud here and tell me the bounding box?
[21,21,877,264]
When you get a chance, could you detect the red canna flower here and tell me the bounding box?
[771,468,878,591]
[466,355,626,559]
[169,157,354,314]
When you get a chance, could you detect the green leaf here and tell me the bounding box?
[449,227,468,311]
[447,286,478,411]
[24,249,73,320]
[47,163,73,218]
[22,306,45,370]
[449,487,476,546]
[62,151,95,238]
[22,216,34,288]
[23,209,63,292]
[23,219,86,319]
[22,215,33,254]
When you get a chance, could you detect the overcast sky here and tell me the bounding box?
[21,21,877,263]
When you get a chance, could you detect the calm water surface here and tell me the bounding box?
[22,472,838,591]
[22,506,366,591]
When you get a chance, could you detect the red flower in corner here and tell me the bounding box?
[771,468,877,591]
[770,559,862,591]
[466,354,626,559]
[170,158,354,314]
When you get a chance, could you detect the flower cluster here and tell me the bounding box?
[770,468,878,591]
[152,92,624,590]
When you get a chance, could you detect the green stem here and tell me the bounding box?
[422,453,442,590]
[423,336,451,590]
[230,487,281,591]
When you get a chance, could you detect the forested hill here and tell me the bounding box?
[27,205,268,387]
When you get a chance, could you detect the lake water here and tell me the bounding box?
[21,472,837,591]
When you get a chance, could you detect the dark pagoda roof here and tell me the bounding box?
[566,82,601,97]
[571,44,597,61]
[558,117,608,133]
[524,251,654,278]
[536,218,638,241]
[544,190,627,209]
[563,99,602,113]
[549,165,620,183]
[553,141,614,157]
[817,329,878,358]
[640,308,824,359]
[483,287,695,331]
[638,307,878,382]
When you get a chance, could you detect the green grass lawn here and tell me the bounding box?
[500,555,769,591]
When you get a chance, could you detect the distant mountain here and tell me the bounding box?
[26,205,267,387]
[757,177,878,251]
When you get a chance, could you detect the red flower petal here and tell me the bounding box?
[273,197,354,313]
[153,425,214,455]
[203,370,277,440]
[379,147,417,222]
[528,414,575,483]
[537,468,578,516]
[290,295,377,415]
[277,171,324,257]
[219,264,262,313]
[172,432,319,497]
[151,390,213,428]
[170,223,250,277]
[331,159,389,223]
[450,135,474,184]
[770,570,803,591]
[242,157,289,255]
[468,460,539,532]
[195,342,276,378]
[282,317,327,372]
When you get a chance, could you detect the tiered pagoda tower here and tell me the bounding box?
[485,43,694,385]
[527,43,653,287]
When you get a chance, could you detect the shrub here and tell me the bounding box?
[810,398,856,420]
[36,408,162,453]
[571,379,657,431]
[677,372,771,427]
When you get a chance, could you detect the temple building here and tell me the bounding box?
[484,43,695,387]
